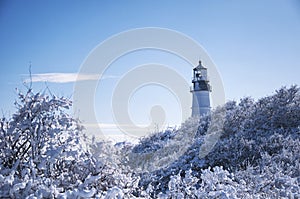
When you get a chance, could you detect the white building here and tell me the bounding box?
[191,60,212,117]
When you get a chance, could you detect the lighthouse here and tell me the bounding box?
[191,60,212,117]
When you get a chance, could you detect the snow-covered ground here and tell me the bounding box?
[0,86,299,198]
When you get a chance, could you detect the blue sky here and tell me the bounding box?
[1,0,300,139]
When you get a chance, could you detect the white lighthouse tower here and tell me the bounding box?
[191,60,212,117]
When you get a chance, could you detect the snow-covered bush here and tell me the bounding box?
[0,88,145,198]
[0,89,100,197]
[135,86,300,197]
[205,86,300,172]
[156,169,199,198]
[1,85,299,198]
[234,132,300,198]
[88,140,141,198]
[196,166,253,198]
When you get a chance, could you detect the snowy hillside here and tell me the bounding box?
[0,86,299,198]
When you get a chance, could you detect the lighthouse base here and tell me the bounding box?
[191,90,211,117]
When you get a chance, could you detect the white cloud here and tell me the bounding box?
[24,73,118,83]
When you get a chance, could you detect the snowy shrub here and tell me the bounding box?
[205,86,300,171]
[88,140,141,198]
[1,85,299,198]
[196,166,253,199]
[0,88,145,198]
[155,166,251,199]
[234,132,300,198]
[156,169,199,198]
[0,89,100,197]
[135,86,300,197]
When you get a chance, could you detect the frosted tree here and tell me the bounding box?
[0,88,99,197]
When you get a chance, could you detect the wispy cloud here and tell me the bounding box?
[23,73,118,83]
